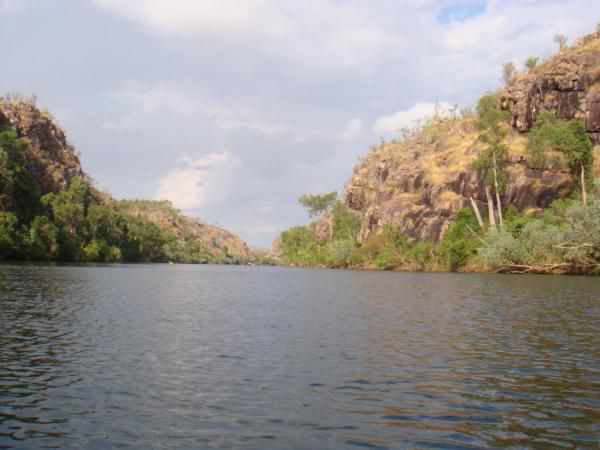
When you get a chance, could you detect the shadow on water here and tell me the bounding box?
[1,265,599,449]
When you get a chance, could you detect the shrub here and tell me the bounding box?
[502,61,517,84]
[0,212,18,257]
[441,208,480,271]
[329,239,356,266]
[525,56,539,69]
[553,33,568,52]
[22,216,60,260]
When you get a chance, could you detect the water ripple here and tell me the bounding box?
[1,264,599,449]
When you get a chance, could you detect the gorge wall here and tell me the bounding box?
[345,31,600,244]
[0,97,250,259]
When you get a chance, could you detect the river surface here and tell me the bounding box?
[0,264,599,449]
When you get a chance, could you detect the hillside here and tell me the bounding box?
[347,31,600,245]
[276,30,600,274]
[501,30,600,143]
[346,118,576,244]
[119,200,249,258]
[0,95,252,263]
[0,95,84,194]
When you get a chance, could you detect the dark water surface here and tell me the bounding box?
[1,264,599,449]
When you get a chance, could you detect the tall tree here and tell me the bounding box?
[525,56,539,69]
[527,112,593,204]
[298,192,338,244]
[553,33,568,52]
[472,94,511,227]
[502,61,517,84]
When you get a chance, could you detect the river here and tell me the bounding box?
[0,264,599,448]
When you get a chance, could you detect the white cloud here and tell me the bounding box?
[338,118,363,141]
[102,81,295,135]
[243,223,282,236]
[92,0,405,69]
[93,0,288,40]
[373,102,453,136]
[255,202,273,214]
[0,0,27,15]
[156,151,242,210]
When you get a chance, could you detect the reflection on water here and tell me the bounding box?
[1,264,599,449]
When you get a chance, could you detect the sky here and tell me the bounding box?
[1,0,598,247]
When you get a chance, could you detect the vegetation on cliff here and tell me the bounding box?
[277,109,599,273]
[0,97,265,264]
[275,29,600,274]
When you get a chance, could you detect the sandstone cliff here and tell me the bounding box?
[0,96,85,194]
[0,96,250,258]
[500,31,600,144]
[345,31,600,245]
[119,200,249,257]
[346,120,575,243]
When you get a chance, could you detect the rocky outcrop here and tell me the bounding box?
[500,31,600,144]
[345,121,574,243]
[119,200,250,257]
[0,97,250,258]
[0,98,85,194]
[345,31,600,245]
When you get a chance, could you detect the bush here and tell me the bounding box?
[479,228,524,269]
[329,239,356,266]
[525,56,539,69]
[22,216,60,260]
[479,198,600,272]
[441,208,480,271]
[0,212,18,257]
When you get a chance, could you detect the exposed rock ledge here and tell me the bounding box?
[346,129,573,243]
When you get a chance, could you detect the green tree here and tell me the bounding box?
[472,94,511,227]
[0,212,18,257]
[501,61,517,84]
[527,112,593,203]
[279,226,320,266]
[87,202,122,244]
[525,56,539,69]
[298,191,337,244]
[42,177,91,235]
[331,201,361,241]
[442,208,481,271]
[22,216,60,260]
[553,33,568,52]
[121,216,168,262]
[0,126,40,221]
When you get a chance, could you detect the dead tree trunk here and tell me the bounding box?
[492,151,503,227]
[469,196,484,229]
[581,162,587,205]
[485,186,496,228]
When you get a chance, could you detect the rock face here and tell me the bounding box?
[345,31,600,245]
[345,121,574,244]
[0,98,85,194]
[500,31,600,144]
[0,97,250,258]
[119,200,250,257]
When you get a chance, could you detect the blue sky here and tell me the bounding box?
[438,1,486,24]
[0,0,597,247]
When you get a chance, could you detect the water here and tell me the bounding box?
[0,264,599,449]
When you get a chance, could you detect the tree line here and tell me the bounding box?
[0,126,256,264]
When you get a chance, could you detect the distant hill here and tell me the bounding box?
[0,94,253,263]
[275,30,600,274]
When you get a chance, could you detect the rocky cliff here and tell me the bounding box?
[345,31,600,245]
[119,200,249,257]
[0,96,250,258]
[346,121,574,243]
[500,31,600,144]
[0,96,85,194]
